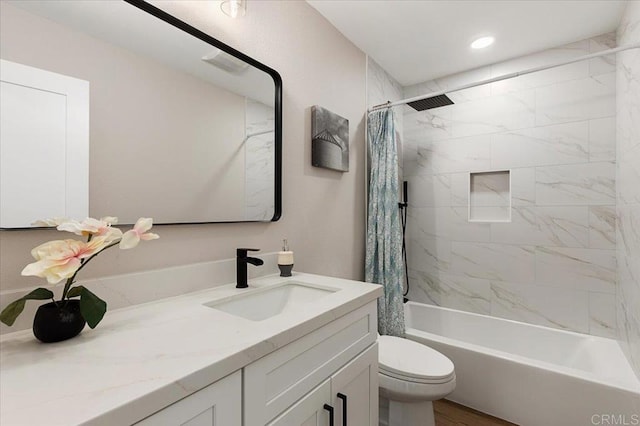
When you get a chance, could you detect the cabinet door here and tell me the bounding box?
[267,379,331,426]
[244,303,377,425]
[331,343,378,426]
[136,371,241,426]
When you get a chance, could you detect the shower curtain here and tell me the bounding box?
[365,108,405,337]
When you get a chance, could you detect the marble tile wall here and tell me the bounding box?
[402,34,619,337]
[367,57,404,180]
[368,57,404,110]
[616,1,640,379]
[244,99,275,221]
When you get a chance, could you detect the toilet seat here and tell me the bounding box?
[378,335,455,384]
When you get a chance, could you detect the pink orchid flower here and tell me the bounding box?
[31,217,69,227]
[57,217,122,243]
[120,218,159,250]
[21,237,109,284]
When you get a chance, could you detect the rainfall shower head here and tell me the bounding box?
[407,94,454,111]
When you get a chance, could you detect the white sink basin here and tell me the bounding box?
[204,282,338,321]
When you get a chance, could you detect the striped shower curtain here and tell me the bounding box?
[365,108,405,337]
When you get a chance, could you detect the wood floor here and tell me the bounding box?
[434,399,518,426]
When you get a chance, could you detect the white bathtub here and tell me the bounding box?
[405,302,640,426]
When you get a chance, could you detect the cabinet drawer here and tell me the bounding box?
[136,371,241,426]
[244,301,377,426]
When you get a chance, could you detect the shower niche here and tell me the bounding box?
[468,170,511,222]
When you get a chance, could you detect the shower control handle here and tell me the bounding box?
[337,393,347,425]
[403,180,408,204]
[323,404,335,426]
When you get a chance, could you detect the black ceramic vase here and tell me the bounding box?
[32,300,86,343]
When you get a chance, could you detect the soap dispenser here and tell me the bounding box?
[278,239,294,277]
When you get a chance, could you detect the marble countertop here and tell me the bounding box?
[0,273,382,426]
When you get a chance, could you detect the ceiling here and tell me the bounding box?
[307,0,629,86]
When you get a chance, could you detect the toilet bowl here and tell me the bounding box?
[378,335,456,426]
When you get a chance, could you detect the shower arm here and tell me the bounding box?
[369,43,640,112]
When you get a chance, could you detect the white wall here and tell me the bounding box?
[616,0,640,379]
[0,2,366,300]
[400,34,618,337]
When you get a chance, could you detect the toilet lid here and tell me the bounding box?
[378,335,455,383]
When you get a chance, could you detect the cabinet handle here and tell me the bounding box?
[337,393,347,426]
[323,404,335,426]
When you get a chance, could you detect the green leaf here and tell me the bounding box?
[23,288,54,300]
[0,299,26,326]
[66,286,83,298]
[0,288,54,326]
[79,287,107,329]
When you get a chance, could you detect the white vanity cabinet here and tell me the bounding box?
[136,371,241,426]
[267,379,332,426]
[127,301,378,426]
[245,302,378,426]
[267,344,378,426]
[330,344,378,426]
[0,272,383,426]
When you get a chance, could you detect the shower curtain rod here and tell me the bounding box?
[368,43,640,112]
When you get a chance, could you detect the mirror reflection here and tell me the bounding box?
[0,0,281,227]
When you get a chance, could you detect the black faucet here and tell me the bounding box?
[236,248,264,288]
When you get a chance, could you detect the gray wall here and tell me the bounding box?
[0,1,367,296]
[1,2,250,223]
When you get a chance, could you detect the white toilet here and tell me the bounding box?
[378,335,456,426]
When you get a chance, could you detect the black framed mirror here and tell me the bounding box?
[0,0,282,227]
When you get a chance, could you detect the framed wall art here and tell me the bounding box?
[311,106,349,172]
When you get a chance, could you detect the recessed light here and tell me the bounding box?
[471,36,495,49]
